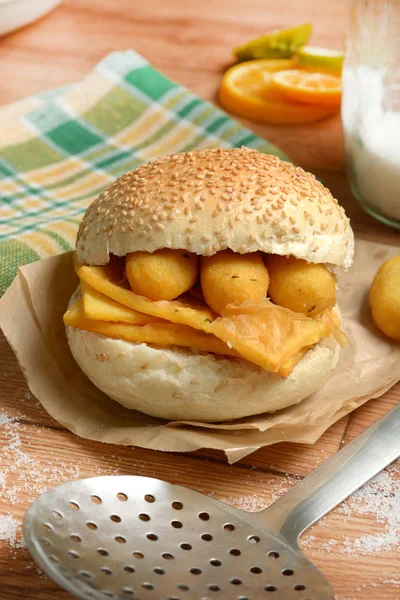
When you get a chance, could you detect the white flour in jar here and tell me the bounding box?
[342,64,400,222]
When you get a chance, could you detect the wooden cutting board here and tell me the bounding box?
[0,0,399,599]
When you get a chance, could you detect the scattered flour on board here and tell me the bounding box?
[0,407,121,553]
[339,462,400,556]
[0,515,25,549]
[381,578,400,587]
[301,460,400,557]
[216,473,301,511]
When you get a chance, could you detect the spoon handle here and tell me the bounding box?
[252,402,400,546]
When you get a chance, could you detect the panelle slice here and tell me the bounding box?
[81,282,163,325]
[64,299,238,358]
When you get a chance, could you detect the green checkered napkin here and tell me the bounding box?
[0,50,289,295]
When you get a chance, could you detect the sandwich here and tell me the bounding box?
[64,147,354,422]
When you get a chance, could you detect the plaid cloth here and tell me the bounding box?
[0,50,289,296]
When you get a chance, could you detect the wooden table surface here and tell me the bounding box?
[1,1,399,599]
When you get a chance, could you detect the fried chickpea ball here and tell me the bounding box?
[266,255,336,316]
[126,249,198,301]
[369,255,400,340]
[200,250,269,314]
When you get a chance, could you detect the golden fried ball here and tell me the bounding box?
[126,249,198,301]
[369,255,400,340]
[266,255,336,316]
[200,250,269,314]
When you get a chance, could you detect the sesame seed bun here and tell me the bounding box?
[76,147,354,268]
[66,319,340,422]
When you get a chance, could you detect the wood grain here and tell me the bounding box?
[0,1,399,599]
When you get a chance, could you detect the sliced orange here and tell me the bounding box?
[219,60,339,125]
[271,69,342,108]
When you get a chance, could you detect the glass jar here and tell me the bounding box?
[342,0,400,230]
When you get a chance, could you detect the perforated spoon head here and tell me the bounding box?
[24,476,333,600]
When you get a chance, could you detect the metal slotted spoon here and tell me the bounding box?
[24,404,400,600]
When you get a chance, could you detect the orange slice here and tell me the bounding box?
[271,69,342,108]
[219,60,339,125]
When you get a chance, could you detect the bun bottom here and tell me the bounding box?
[66,326,340,423]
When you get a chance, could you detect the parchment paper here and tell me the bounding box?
[0,238,399,463]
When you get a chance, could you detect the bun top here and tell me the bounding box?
[76,147,354,268]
